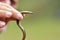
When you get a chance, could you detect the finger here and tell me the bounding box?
[0,21,7,32]
[11,12,23,20]
[0,10,12,18]
[0,2,23,20]
[0,26,7,33]
[0,5,12,11]
[0,2,12,9]
[0,2,17,11]
[0,2,21,14]
[0,21,6,28]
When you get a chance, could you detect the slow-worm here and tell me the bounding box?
[16,11,32,40]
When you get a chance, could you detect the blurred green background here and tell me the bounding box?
[0,0,60,40]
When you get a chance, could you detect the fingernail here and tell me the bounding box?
[16,13,23,20]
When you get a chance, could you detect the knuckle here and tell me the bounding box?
[0,10,12,18]
[5,11,12,18]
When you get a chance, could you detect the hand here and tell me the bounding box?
[0,2,23,32]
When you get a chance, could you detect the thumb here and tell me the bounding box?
[0,21,7,32]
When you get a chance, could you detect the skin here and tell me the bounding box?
[0,0,32,40]
[0,0,24,32]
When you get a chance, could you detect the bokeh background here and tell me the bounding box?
[0,0,60,40]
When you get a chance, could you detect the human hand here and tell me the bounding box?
[0,2,23,32]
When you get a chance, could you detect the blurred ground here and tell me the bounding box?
[0,0,60,40]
